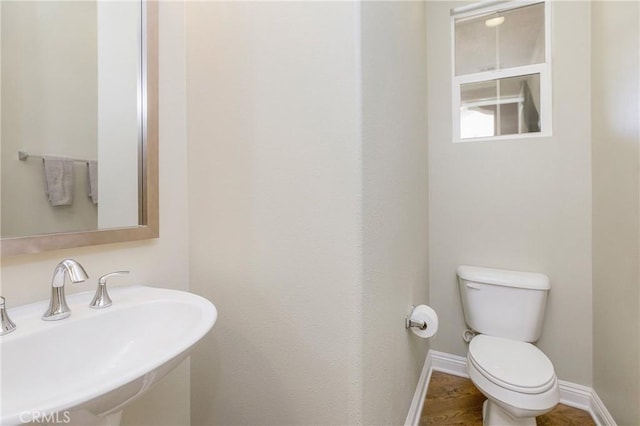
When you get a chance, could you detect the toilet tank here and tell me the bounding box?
[457,265,550,342]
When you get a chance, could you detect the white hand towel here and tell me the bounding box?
[42,158,74,206]
[86,161,98,205]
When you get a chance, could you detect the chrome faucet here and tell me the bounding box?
[89,271,130,309]
[0,297,17,335]
[42,259,89,321]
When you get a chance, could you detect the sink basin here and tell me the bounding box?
[0,286,217,425]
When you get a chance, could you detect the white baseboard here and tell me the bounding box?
[430,350,467,378]
[403,349,432,426]
[557,379,592,412]
[404,350,464,426]
[589,389,618,426]
[406,350,617,426]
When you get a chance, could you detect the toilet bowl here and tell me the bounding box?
[467,335,560,425]
[456,265,559,425]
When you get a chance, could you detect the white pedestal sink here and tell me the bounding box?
[0,286,217,425]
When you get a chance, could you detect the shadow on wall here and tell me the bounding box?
[190,316,290,425]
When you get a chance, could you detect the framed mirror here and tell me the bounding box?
[1,1,158,257]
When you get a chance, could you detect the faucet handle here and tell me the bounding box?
[89,271,130,309]
[1,296,17,335]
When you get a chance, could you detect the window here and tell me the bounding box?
[452,1,551,142]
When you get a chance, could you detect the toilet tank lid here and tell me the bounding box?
[457,265,550,290]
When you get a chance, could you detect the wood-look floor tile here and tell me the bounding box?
[420,371,595,426]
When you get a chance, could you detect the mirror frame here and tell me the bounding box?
[1,1,159,257]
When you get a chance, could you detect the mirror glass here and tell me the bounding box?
[1,1,142,239]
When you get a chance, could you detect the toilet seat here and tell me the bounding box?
[467,335,561,419]
[468,335,556,394]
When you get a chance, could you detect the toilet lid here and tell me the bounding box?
[469,335,556,394]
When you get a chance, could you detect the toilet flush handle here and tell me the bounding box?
[466,283,481,290]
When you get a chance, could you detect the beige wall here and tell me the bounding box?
[1,1,98,237]
[427,1,593,385]
[361,2,429,424]
[0,2,190,424]
[186,2,432,424]
[591,1,640,424]
[186,3,362,424]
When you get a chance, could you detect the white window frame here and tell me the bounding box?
[451,0,552,143]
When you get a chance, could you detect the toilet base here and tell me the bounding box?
[483,400,536,426]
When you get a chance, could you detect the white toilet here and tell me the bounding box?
[457,265,560,426]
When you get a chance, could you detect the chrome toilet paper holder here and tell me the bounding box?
[405,305,427,330]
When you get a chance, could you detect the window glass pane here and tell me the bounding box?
[499,3,545,69]
[460,74,541,139]
[455,2,545,76]
[455,14,497,76]
[460,80,498,138]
